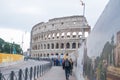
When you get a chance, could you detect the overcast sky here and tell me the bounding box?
[0,0,109,51]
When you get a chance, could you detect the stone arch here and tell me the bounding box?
[47,44,50,49]
[61,32,65,38]
[40,54,42,57]
[44,54,46,57]
[67,32,70,38]
[78,32,82,38]
[38,45,40,50]
[57,33,60,38]
[44,44,46,49]
[78,43,81,48]
[72,42,76,49]
[48,34,51,39]
[51,43,54,49]
[52,33,55,39]
[56,43,59,49]
[38,53,40,57]
[72,32,77,38]
[66,43,70,49]
[61,43,64,49]
[41,44,43,49]
[47,54,49,57]
[41,35,43,40]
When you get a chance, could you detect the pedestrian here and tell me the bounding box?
[63,58,71,80]
[69,58,73,75]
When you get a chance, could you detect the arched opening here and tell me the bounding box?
[44,44,46,49]
[38,45,40,49]
[47,44,50,49]
[78,32,82,38]
[47,54,49,57]
[56,43,59,49]
[41,44,43,49]
[72,43,76,49]
[56,53,58,56]
[67,32,70,38]
[45,35,47,40]
[51,43,54,49]
[41,35,43,40]
[78,43,81,48]
[38,54,39,57]
[40,54,42,57]
[61,32,65,38]
[52,33,55,39]
[72,32,77,38]
[48,34,51,39]
[61,43,64,49]
[57,33,60,38]
[44,54,46,57]
[35,45,37,50]
[66,43,70,49]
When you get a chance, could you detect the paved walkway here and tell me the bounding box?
[38,66,76,80]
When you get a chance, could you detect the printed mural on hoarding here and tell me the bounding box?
[76,0,120,80]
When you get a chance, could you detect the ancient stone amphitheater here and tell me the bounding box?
[30,15,90,58]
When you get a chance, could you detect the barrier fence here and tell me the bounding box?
[0,62,52,80]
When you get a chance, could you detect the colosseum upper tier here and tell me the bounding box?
[30,15,91,58]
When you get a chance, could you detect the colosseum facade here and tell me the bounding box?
[30,15,91,58]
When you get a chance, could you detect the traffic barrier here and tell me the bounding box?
[0,53,23,63]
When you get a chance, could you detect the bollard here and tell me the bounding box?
[42,65,44,75]
[0,72,2,80]
[40,65,42,76]
[37,66,39,78]
[25,68,28,80]
[30,67,33,80]
[18,69,23,80]
[34,66,36,79]
[10,71,14,80]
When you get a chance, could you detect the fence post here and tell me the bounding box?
[10,71,14,80]
[0,72,2,80]
[18,69,22,80]
[30,67,33,80]
[37,66,39,78]
[34,66,36,79]
[25,68,28,80]
[42,65,43,75]
[40,65,41,76]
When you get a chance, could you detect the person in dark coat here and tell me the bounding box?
[63,58,71,80]
[69,58,73,75]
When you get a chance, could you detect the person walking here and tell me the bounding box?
[69,58,73,75]
[63,58,71,80]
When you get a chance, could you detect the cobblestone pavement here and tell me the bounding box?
[38,66,76,80]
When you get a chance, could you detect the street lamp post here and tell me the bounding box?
[80,0,85,16]
[80,0,86,40]
[21,31,26,54]
[10,38,13,54]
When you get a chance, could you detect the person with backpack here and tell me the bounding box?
[63,58,71,80]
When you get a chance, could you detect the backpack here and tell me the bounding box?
[64,59,70,67]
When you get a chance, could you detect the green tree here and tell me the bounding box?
[14,44,22,54]
[3,42,11,53]
[0,38,5,52]
[0,38,22,54]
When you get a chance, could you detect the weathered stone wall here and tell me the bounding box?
[30,15,90,58]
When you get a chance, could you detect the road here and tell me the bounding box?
[0,60,49,75]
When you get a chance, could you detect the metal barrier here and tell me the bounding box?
[0,62,52,80]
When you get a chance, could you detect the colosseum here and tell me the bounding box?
[30,15,91,58]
